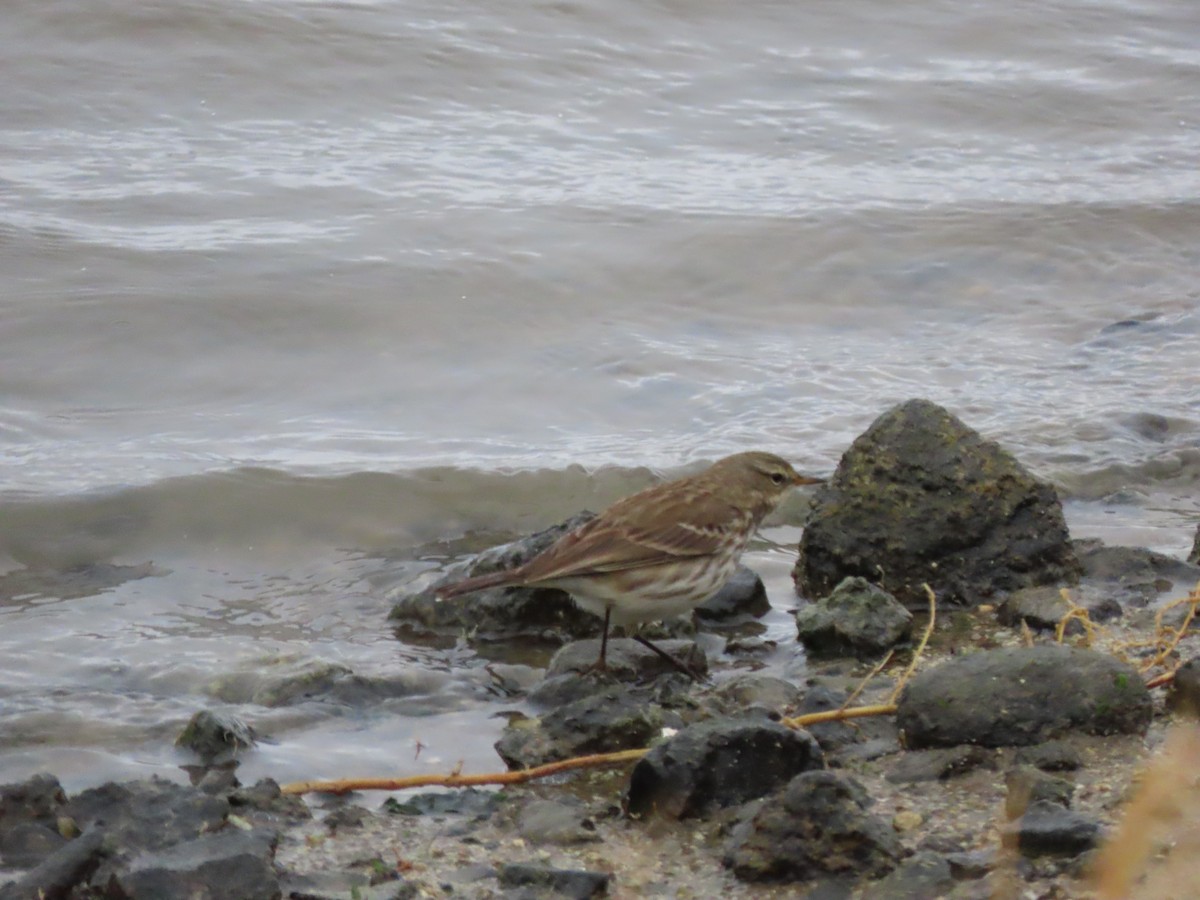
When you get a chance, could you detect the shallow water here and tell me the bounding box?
[1,0,1198,790]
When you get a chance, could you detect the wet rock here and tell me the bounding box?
[868,851,954,900]
[176,709,258,763]
[0,773,67,830]
[110,828,279,900]
[193,764,240,795]
[516,799,599,846]
[278,870,371,899]
[545,637,707,683]
[1009,800,1103,857]
[724,771,902,882]
[795,577,912,658]
[497,862,610,898]
[323,805,371,831]
[997,586,1121,633]
[945,848,995,880]
[0,774,69,870]
[388,513,602,642]
[63,778,230,857]
[228,778,312,825]
[251,661,354,707]
[1166,657,1200,717]
[0,830,108,900]
[628,719,823,819]
[1074,542,1200,607]
[795,399,1080,607]
[707,673,802,718]
[383,788,499,819]
[897,645,1152,748]
[1190,523,1200,565]
[495,685,665,769]
[1013,739,1083,772]
[695,565,769,620]
[1005,766,1074,818]
[886,745,993,783]
[0,822,68,869]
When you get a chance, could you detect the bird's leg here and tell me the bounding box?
[631,634,707,682]
[596,606,611,672]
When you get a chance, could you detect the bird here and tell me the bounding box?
[435,451,822,676]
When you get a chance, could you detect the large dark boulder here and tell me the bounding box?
[794,399,1080,607]
[897,645,1152,748]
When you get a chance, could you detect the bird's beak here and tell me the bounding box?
[792,473,825,487]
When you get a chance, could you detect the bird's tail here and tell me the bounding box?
[435,568,524,599]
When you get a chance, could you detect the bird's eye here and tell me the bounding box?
[771,472,786,485]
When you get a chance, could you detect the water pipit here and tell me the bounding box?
[437,451,821,677]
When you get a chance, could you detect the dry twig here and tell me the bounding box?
[887,583,937,705]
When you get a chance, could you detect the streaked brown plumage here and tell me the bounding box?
[437,451,822,674]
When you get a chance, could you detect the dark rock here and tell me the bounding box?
[0,822,68,868]
[1167,657,1200,717]
[389,513,603,643]
[63,778,230,856]
[868,852,954,900]
[794,399,1080,607]
[1010,800,1103,857]
[724,771,902,882]
[496,685,665,769]
[795,577,912,658]
[886,745,993,783]
[228,778,312,825]
[998,586,1121,633]
[193,764,240,795]
[1190,523,1199,565]
[516,799,599,846]
[176,709,257,762]
[545,638,707,683]
[897,645,1152,748]
[1005,766,1074,819]
[1075,542,1200,607]
[707,674,802,718]
[945,848,995,880]
[110,828,279,900]
[0,773,70,870]
[0,773,67,831]
[627,718,823,819]
[251,661,353,707]
[1013,739,1083,772]
[323,805,371,831]
[0,830,108,900]
[382,788,499,819]
[695,565,769,620]
[497,862,610,898]
[278,870,370,899]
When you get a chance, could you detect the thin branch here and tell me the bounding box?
[839,649,894,712]
[888,583,937,705]
[782,703,897,730]
[281,747,649,796]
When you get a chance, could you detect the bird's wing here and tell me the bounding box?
[519,481,734,582]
